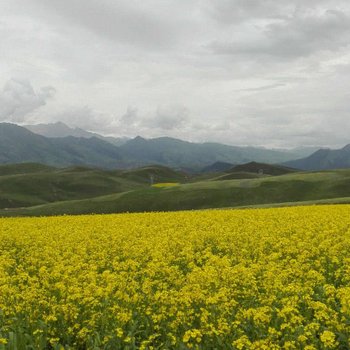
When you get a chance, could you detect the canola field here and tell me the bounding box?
[1,205,350,349]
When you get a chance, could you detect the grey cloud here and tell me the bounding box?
[27,0,185,51]
[209,7,350,60]
[205,0,349,24]
[115,105,189,134]
[120,107,139,125]
[204,0,292,23]
[238,83,286,92]
[0,79,55,122]
[142,106,189,130]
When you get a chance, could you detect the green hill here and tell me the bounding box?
[0,166,143,209]
[229,161,297,176]
[118,165,189,184]
[199,162,297,181]
[0,164,189,209]
[3,169,350,217]
[210,171,265,181]
[201,161,234,173]
[0,163,55,176]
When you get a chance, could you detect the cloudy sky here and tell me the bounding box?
[1,0,350,148]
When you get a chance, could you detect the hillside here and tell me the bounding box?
[229,162,297,176]
[210,171,265,181]
[202,162,297,181]
[118,165,189,184]
[201,161,234,173]
[284,144,350,170]
[0,163,188,209]
[0,166,143,209]
[2,169,350,217]
[0,163,55,176]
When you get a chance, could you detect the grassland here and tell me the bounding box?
[1,163,350,216]
[0,164,188,211]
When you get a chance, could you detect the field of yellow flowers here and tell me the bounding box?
[1,205,350,349]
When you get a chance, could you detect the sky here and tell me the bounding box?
[1,0,350,148]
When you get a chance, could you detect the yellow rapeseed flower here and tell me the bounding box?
[0,205,349,349]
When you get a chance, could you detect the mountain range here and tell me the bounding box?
[0,122,349,171]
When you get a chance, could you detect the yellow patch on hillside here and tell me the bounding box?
[152,182,180,188]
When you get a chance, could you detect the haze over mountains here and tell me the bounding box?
[0,122,311,170]
[1,122,349,171]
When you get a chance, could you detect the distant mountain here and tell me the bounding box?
[0,123,124,168]
[1,122,327,171]
[286,146,321,159]
[284,145,350,170]
[119,136,302,170]
[24,122,129,146]
[24,121,95,138]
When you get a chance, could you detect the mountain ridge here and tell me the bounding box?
[284,144,350,170]
[0,122,338,171]
[0,123,124,168]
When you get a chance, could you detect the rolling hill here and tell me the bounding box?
[0,163,55,176]
[0,164,189,209]
[229,162,297,176]
[201,161,234,173]
[2,167,350,217]
[199,162,298,181]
